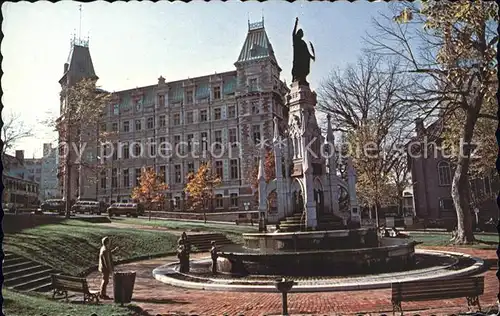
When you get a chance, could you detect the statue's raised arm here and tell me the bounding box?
[293,17,299,37]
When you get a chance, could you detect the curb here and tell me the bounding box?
[152,249,485,293]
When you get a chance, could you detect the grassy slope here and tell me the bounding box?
[3,290,144,316]
[409,232,498,249]
[4,220,178,276]
[113,217,258,244]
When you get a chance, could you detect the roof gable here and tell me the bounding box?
[236,21,277,65]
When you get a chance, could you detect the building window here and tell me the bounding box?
[111,168,117,188]
[229,128,237,144]
[159,165,166,182]
[100,171,106,189]
[437,161,452,186]
[228,105,236,118]
[230,193,238,207]
[215,160,223,179]
[123,169,129,188]
[253,125,261,143]
[122,143,130,159]
[249,78,258,92]
[113,104,119,115]
[215,194,223,208]
[230,159,239,179]
[251,102,260,114]
[100,123,107,132]
[187,134,194,152]
[175,165,182,183]
[174,135,181,151]
[158,95,165,107]
[200,109,208,122]
[214,108,222,120]
[135,119,142,131]
[214,130,222,143]
[186,90,193,104]
[173,113,181,126]
[159,137,167,156]
[112,122,118,132]
[123,121,130,132]
[150,138,156,157]
[112,143,118,160]
[134,142,142,157]
[213,86,221,100]
[135,99,142,111]
[186,111,194,124]
[201,132,208,151]
[147,117,154,129]
[135,168,141,186]
[187,162,195,174]
[159,115,166,128]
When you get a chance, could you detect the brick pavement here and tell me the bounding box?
[86,247,499,316]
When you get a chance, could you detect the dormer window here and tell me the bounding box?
[113,104,119,115]
[250,43,258,57]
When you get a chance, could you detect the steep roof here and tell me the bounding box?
[59,39,98,85]
[236,21,278,65]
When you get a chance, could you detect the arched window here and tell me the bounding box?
[437,161,452,186]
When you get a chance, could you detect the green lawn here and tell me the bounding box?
[113,217,258,244]
[4,219,178,276]
[409,232,498,249]
[3,289,146,316]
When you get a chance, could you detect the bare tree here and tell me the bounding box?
[317,52,418,225]
[50,78,112,218]
[365,2,498,244]
[1,111,34,160]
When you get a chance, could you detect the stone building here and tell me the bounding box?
[408,118,498,223]
[23,144,59,201]
[59,20,289,211]
[2,150,40,207]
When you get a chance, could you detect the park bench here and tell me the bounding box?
[391,276,484,315]
[51,274,99,304]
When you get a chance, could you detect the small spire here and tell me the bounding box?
[257,149,266,181]
[326,114,334,142]
[273,116,279,143]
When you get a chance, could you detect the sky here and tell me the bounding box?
[2,1,392,158]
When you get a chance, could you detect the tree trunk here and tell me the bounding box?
[451,110,478,244]
[65,129,72,219]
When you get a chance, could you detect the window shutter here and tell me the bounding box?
[193,109,198,123]
[221,105,227,120]
[223,159,229,181]
[222,128,228,145]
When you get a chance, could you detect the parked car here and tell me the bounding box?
[40,199,66,215]
[107,203,145,218]
[71,200,106,215]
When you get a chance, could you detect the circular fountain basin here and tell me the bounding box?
[219,237,417,276]
[152,249,484,293]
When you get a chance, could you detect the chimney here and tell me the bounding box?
[15,150,24,163]
[415,118,425,137]
[64,63,69,73]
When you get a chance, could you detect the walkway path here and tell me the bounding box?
[87,247,498,316]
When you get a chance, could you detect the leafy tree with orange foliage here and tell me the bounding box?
[131,167,169,215]
[184,162,222,213]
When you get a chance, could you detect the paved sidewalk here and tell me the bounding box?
[86,247,498,316]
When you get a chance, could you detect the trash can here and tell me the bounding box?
[113,271,136,305]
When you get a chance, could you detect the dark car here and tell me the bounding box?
[40,199,66,215]
[71,200,106,215]
[107,203,145,217]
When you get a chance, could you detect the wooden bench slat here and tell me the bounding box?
[392,283,483,295]
[398,291,482,302]
[392,277,483,289]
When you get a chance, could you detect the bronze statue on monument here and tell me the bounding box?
[292,17,316,85]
